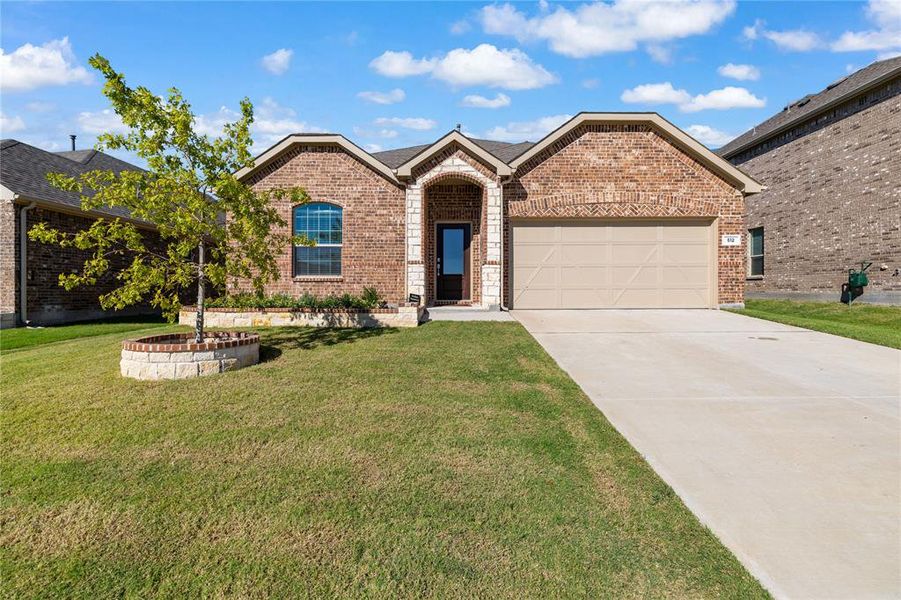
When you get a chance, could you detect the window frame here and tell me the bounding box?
[292,202,343,278]
[748,226,764,278]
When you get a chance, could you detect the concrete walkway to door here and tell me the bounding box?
[513,309,900,600]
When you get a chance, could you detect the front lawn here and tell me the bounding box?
[732,299,901,349]
[0,316,167,352]
[1,322,766,598]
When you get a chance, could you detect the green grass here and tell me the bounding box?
[1,322,767,598]
[0,316,168,352]
[731,299,901,349]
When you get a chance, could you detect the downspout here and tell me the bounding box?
[19,201,37,326]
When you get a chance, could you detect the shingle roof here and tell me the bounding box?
[718,56,901,158]
[0,139,143,220]
[371,137,536,168]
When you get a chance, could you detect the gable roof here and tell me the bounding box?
[0,139,145,220]
[234,134,400,184]
[235,112,762,194]
[718,56,901,159]
[508,113,763,193]
[393,130,513,178]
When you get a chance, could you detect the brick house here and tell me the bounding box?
[0,139,160,327]
[236,112,762,310]
[719,56,901,304]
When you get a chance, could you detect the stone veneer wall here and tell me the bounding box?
[241,145,407,303]
[504,123,745,307]
[179,304,422,328]
[0,200,15,328]
[727,77,901,302]
[406,146,502,308]
[120,332,259,380]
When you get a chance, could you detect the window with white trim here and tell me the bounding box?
[294,203,342,277]
[748,227,764,277]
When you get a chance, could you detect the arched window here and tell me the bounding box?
[294,203,343,276]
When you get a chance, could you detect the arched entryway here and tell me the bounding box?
[423,176,485,306]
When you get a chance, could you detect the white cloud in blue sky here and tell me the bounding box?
[0,1,895,152]
[260,48,293,75]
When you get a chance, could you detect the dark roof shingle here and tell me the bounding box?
[718,56,901,158]
[1,139,143,220]
[370,136,537,168]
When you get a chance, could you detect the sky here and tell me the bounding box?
[1,0,899,161]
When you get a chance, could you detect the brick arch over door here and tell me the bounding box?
[405,149,503,307]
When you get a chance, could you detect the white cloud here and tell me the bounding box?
[76,109,128,134]
[0,37,92,92]
[370,44,557,90]
[621,82,765,112]
[832,0,901,52]
[718,63,760,81]
[261,48,293,75]
[0,112,26,134]
[370,50,437,77]
[685,124,735,147]
[646,44,674,64]
[480,0,735,58]
[25,101,56,112]
[742,19,823,51]
[353,126,399,139]
[374,117,437,130]
[877,49,901,60]
[764,29,823,52]
[581,78,600,89]
[364,143,384,153]
[621,82,691,105]
[196,98,323,153]
[460,93,511,108]
[680,86,766,112]
[357,88,406,104]
[450,19,471,35]
[483,114,571,142]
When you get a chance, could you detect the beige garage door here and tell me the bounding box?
[511,220,715,309]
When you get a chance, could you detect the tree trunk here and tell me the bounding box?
[195,240,205,343]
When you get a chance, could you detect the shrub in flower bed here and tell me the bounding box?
[207,288,383,311]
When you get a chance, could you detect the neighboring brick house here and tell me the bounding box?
[719,56,901,304]
[236,113,762,310]
[0,139,160,327]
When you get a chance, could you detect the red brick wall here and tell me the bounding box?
[727,78,901,302]
[504,124,746,305]
[424,182,484,304]
[16,207,161,325]
[242,145,406,302]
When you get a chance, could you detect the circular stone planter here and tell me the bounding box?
[120,332,260,380]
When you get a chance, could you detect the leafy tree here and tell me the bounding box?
[30,55,310,342]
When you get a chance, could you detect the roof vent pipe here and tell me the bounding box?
[455,123,461,132]
[69,135,76,151]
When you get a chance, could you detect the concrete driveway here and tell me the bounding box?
[513,309,900,600]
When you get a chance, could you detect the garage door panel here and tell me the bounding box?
[611,244,658,263]
[560,244,607,264]
[660,245,708,263]
[560,266,608,286]
[512,220,713,309]
[561,289,613,308]
[514,265,558,286]
[610,265,658,285]
[514,226,558,243]
[515,245,559,264]
[660,266,708,285]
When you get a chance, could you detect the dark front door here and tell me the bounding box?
[436,223,471,302]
